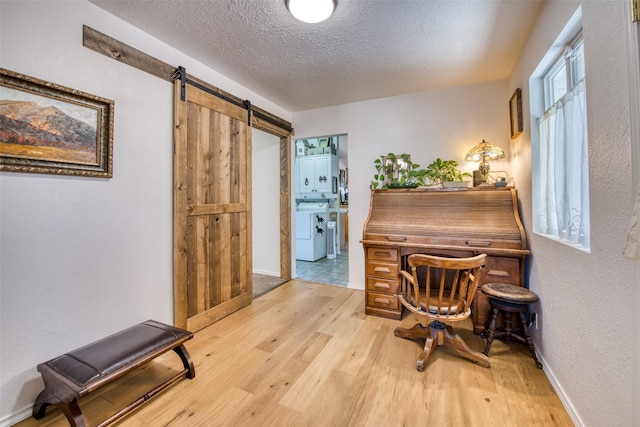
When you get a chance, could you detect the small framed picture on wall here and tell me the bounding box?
[509,88,523,139]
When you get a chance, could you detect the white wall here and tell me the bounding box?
[292,80,510,289]
[627,1,640,421]
[252,129,281,276]
[0,1,290,424]
[508,1,634,425]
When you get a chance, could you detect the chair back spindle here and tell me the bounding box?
[399,254,486,323]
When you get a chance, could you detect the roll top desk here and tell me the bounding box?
[361,187,530,334]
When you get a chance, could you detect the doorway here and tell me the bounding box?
[294,134,349,287]
[252,128,287,296]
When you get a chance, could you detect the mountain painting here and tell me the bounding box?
[0,87,99,165]
[1,68,113,177]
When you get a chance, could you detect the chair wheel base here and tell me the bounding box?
[395,321,490,371]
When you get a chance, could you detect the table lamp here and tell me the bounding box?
[464,139,505,184]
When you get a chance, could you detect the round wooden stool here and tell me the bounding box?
[481,283,542,369]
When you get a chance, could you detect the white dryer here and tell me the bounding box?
[295,202,329,261]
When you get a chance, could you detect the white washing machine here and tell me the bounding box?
[295,202,329,261]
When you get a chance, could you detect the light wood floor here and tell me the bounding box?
[17,280,573,427]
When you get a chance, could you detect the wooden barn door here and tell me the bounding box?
[173,80,252,332]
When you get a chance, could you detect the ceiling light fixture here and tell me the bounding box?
[286,0,336,24]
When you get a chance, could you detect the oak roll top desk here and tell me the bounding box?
[361,187,530,334]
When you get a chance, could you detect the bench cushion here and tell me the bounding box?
[45,320,192,388]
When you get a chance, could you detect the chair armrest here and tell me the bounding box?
[399,270,413,282]
[398,270,421,308]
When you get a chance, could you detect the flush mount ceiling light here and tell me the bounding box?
[286,0,336,23]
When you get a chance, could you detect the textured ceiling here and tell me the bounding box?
[90,0,543,112]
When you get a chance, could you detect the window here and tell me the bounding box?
[533,30,590,251]
[544,36,585,109]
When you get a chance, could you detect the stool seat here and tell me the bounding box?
[481,283,542,369]
[482,282,538,303]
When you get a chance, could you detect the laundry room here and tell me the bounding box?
[295,135,348,286]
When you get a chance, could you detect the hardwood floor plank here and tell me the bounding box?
[297,369,360,427]
[16,280,573,427]
[292,331,333,362]
[278,291,370,412]
[335,315,386,376]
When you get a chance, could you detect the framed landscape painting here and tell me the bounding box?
[0,68,114,177]
[509,88,523,139]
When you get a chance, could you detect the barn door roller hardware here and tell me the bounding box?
[173,66,187,101]
[244,100,252,126]
[173,66,286,130]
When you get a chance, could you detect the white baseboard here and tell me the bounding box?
[347,281,364,290]
[0,405,32,427]
[537,350,584,426]
[252,268,280,277]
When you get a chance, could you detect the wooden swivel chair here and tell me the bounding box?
[394,253,490,371]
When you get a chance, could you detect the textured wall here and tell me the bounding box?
[508,1,635,425]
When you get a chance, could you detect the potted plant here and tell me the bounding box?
[424,158,471,188]
[371,153,421,189]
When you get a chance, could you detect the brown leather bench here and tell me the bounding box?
[32,320,195,427]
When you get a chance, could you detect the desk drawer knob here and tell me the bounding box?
[374,282,391,290]
[374,267,391,273]
[374,298,391,305]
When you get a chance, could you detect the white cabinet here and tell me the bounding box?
[296,154,338,199]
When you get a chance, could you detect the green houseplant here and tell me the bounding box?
[371,153,421,189]
[424,158,471,187]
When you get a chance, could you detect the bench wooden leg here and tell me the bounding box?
[173,344,196,379]
[33,365,85,424]
[59,399,85,427]
[33,391,86,427]
[32,390,56,419]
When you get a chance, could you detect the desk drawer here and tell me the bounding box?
[366,291,400,310]
[366,277,399,294]
[480,256,521,285]
[366,262,397,279]
[367,247,398,262]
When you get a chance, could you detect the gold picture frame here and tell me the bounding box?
[0,68,114,177]
[509,88,523,139]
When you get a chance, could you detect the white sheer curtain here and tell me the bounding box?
[624,181,640,259]
[537,79,590,249]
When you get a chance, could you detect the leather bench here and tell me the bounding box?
[32,320,195,427]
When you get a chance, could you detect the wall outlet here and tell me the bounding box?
[530,312,539,329]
